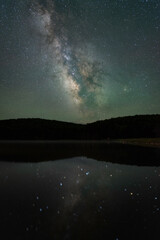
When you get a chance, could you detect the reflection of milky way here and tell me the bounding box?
[1,156,160,239]
[30,0,104,117]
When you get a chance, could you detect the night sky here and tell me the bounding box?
[0,0,160,123]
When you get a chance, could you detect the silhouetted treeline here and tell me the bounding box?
[0,114,160,140]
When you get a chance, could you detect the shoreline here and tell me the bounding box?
[0,138,160,148]
[114,138,160,148]
[0,139,160,166]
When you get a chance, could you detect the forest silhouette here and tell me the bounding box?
[0,114,159,140]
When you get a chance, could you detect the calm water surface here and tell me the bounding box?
[0,145,160,239]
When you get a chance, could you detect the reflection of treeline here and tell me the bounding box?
[0,115,160,140]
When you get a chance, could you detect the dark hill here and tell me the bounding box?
[0,114,160,140]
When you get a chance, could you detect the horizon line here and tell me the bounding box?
[0,113,159,125]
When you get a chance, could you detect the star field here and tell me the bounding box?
[1,156,160,239]
[0,0,160,123]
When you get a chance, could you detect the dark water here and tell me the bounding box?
[0,144,160,239]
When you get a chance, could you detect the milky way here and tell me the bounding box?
[0,0,160,122]
[30,0,106,120]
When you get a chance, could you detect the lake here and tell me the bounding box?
[0,142,160,239]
